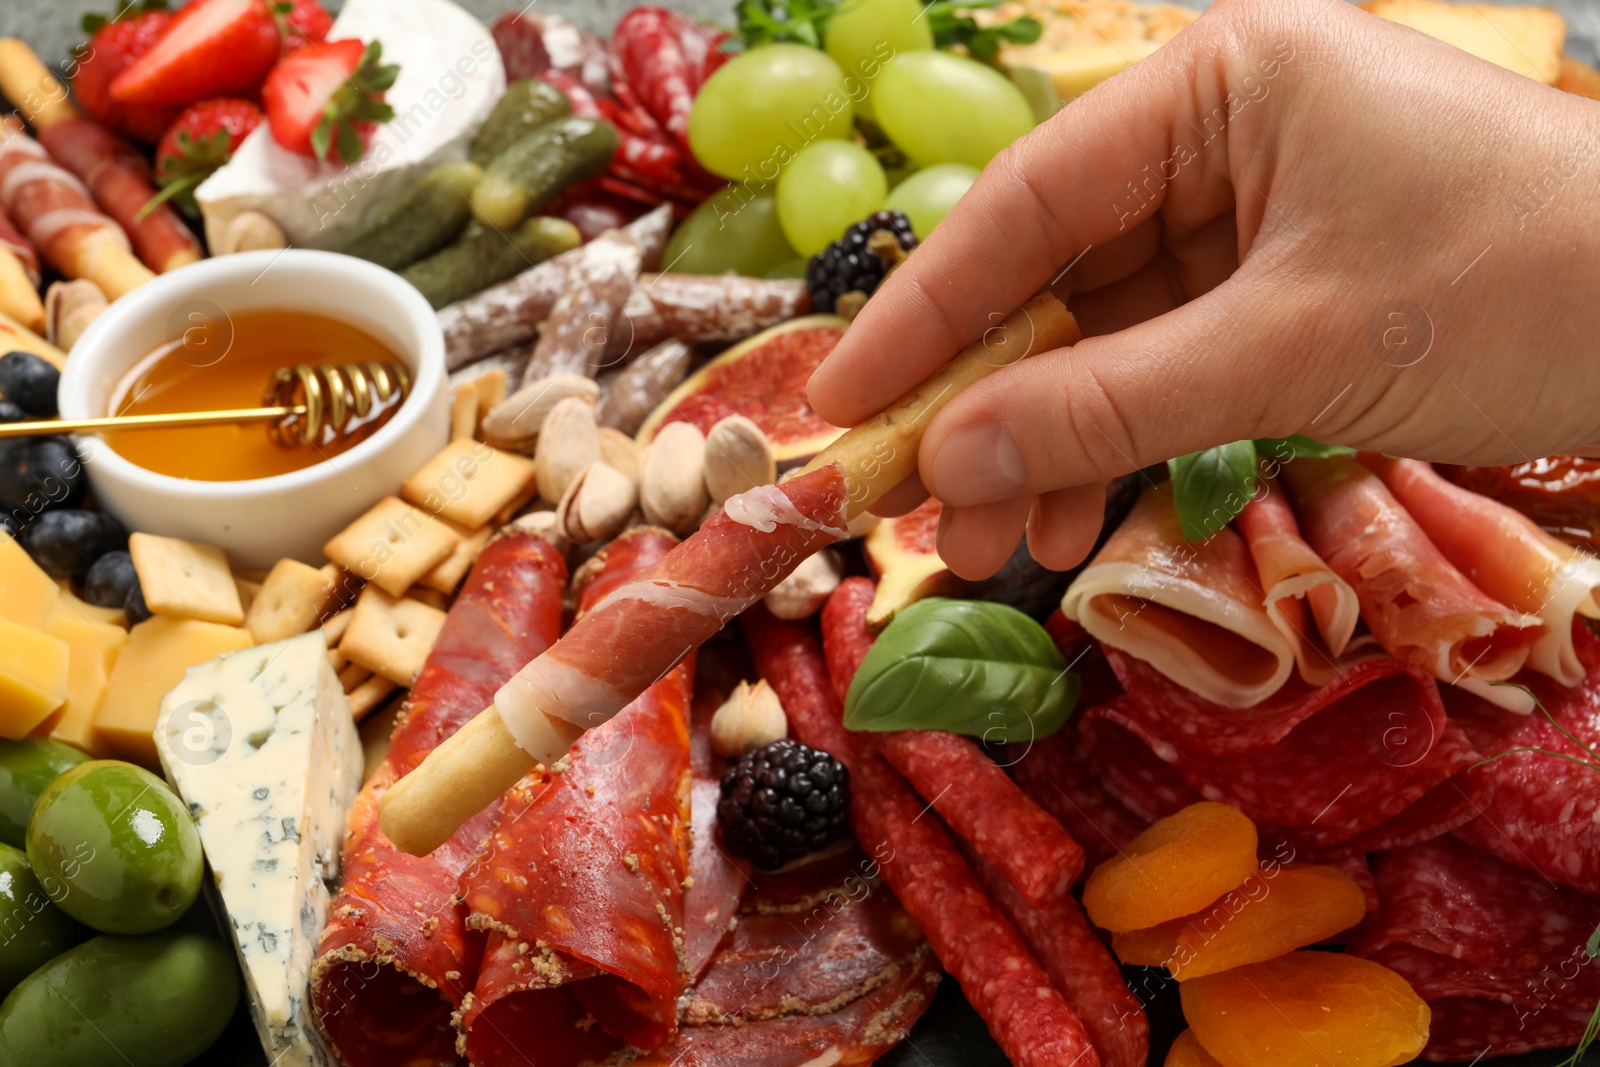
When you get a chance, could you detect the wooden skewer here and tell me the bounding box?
[377,291,1079,857]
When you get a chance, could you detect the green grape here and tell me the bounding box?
[824,0,934,121]
[663,186,797,276]
[688,45,856,182]
[884,162,979,237]
[874,51,1036,169]
[776,140,889,257]
[765,258,809,280]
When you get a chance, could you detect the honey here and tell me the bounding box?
[105,308,403,482]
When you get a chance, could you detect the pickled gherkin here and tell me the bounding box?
[470,78,573,168]
[401,216,582,309]
[472,116,618,228]
[336,161,483,271]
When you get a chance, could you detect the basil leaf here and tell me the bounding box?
[844,598,1078,743]
[1168,440,1258,541]
[1588,922,1600,959]
[1254,435,1355,461]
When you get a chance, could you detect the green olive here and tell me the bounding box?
[0,842,78,996]
[25,761,202,935]
[0,932,238,1066]
[0,738,90,849]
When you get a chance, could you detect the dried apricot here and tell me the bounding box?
[1166,1030,1224,1066]
[1182,952,1430,1067]
[1112,864,1368,979]
[1083,802,1258,932]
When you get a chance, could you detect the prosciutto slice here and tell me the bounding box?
[1363,455,1600,686]
[1061,483,1295,708]
[457,529,694,1066]
[1235,484,1359,684]
[312,533,567,1067]
[1283,456,1543,713]
[1349,836,1600,1061]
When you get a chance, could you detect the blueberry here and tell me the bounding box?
[124,580,152,626]
[84,550,138,608]
[0,436,84,512]
[0,351,60,417]
[0,401,24,424]
[18,510,128,580]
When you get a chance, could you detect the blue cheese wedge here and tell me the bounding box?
[195,0,504,249]
[156,632,362,1067]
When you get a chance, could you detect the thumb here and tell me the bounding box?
[918,278,1335,504]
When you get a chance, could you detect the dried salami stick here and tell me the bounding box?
[437,205,672,368]
[640,273,810,341]
[744,605,1102,1067]
[597,337,691,435]
[823,576,1087,904]
[379,292,1078,857]
[520,232,642,384]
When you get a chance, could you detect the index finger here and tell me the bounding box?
[806,18,1220,428]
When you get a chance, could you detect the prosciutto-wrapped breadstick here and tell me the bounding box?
[0,245,43,332]
[0,122,152,299]
[1061,483,1297,708]
[0,39,201,275]
[379,290,1079,857]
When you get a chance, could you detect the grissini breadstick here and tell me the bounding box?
[0,307,67,368]
[0,245,44,332]
[378,291,1078,856]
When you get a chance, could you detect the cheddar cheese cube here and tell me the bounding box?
[49,581,127,629]
[33,616,128,756]
[94,616,254,768]
[0,617,70,739]
[0,533,58,628]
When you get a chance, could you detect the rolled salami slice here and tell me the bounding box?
[822,577,1086,904]
[1349,836,1600,1061]
[311,532,567,1067]
[1363,455,1600,686]
[1283,455,1543,712]
[457,528,694,1064]
[745,605,1105,1067]
[1062,483,1296,708]
[1236,484,1359,684]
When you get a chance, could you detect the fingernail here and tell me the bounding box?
[927,422,1027,505]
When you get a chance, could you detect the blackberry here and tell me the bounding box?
[718,739,851,870]
[805,210,918,315]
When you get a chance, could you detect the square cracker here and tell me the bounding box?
[246,559,339,643]
[473,369,508,421]
[400,439,537,529]
[324,496,460,597]
[420,522,493,594]
[128,533,244,625]
[451,382,479,441]
[340,586,449,686]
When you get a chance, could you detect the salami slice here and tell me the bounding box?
[745,605,1106,1067]
[822,577,1086,904]
[683,670,752,981]
[1449,621,1600,895]
[1010,729,1148,870]
[1349,836,1600,1061]
[457,529,694,1064]
[311,532,567,1067]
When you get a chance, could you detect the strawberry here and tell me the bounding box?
[280,0,333,53]
[261,39,399,164]
[110,0,282,108]
[143,98,263,218]
[71,1,182,143]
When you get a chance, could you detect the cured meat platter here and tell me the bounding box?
[0,0,1598,1065]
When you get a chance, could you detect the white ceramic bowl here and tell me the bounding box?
[59,250,449,569]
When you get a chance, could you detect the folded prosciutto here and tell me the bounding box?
[1350,836,1600,1061]
[312,532,567,1067]
[1079,647,1489,859]
[1448,622,1600,897]
[1061,484,1295,708]
[1283,456,1543,712]
[1363,455,1600,686]
[1235,485,1359,684]
[457,528,694,1066]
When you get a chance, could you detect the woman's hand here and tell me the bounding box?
[807,0,1600,579]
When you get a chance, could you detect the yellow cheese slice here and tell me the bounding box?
[0,617,70,739]
[94,616,254,768]
[0,533,59,628]
[33,616,128,756]
[49,581,128,629]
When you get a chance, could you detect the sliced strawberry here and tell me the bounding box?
[261,39,398,164]
[71,3,182,143]
[142,98,263,218]
[279,0,333,53]
[110,0,282,108]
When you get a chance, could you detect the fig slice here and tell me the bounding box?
[635,315,849,465]
[863,496,966,629]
